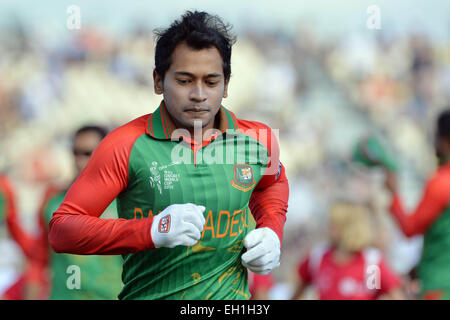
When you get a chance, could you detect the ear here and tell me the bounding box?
[153,70,163,95]
[223,76,230,98]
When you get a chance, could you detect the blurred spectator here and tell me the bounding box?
[290,201,404,300]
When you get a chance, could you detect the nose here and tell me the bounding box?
[189,83,207,102]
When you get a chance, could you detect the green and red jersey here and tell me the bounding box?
[35,186,123,299]
[49,101,289,300]
[390,162,450,296]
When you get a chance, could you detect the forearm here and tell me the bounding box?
[249,172,289,242]
[386,167,450,237]
[389,188,447,237]
[6,215,37,258]
[389,195,418,237]
[48,212,155,255]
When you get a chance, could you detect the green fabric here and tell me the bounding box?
[418,205,450,294]
[117,128,269,300]
[44,192,123,300]
[0,192,7,240]
[352,136,398,172]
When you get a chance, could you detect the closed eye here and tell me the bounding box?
[176,79,190,84]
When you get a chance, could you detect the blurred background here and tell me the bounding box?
[0,0,449,299]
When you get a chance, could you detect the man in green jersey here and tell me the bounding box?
[49,11,289,300]
[33,125,123,299]
[384,109,450,299]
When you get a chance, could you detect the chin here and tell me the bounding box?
[188,117,212,128]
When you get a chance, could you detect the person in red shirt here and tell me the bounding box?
[290,201,403,300]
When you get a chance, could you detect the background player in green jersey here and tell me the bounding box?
[383,109,450,299]
[33,125,123,299]
[48,11,289,299]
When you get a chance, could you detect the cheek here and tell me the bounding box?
[163,80,185,102]
[75,157,88,171]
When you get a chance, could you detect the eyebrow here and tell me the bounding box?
[174,71,222,78]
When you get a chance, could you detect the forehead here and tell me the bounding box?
[168,42,224,76]
[74,131,102,147]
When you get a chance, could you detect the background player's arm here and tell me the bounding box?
[0,176,36,258]
[24,187,61,300]
[290,257,311,300]
[48,122,156,255]
[385,169,450,237]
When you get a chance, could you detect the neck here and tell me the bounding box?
[333,246,355,263]
[175,114,221,144]
[439,153,450,166]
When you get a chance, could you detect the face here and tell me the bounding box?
[73,131,103,175]
[153,42,229,131]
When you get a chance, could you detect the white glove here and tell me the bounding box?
[241,227,280,275]
[151,203,206,248]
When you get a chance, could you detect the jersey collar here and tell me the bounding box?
[146,100,240,140]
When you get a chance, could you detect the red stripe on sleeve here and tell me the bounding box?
[48,115,156,255]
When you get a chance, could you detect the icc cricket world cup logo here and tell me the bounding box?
[149,161,162,194]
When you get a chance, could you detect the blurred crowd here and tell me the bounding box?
[1,16,449,299]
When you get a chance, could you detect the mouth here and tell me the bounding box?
[184,106,210,113]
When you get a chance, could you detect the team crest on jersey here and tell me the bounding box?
[158,214,171,233]
[231,165,256,192]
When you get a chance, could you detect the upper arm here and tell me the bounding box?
[413,173,450,231]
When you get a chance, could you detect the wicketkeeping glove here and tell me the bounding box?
[151,203,206,248]
[241,227,281,275]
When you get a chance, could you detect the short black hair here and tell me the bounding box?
[74,125,108,141]
[154,11,236,81]
[437,109,450,140]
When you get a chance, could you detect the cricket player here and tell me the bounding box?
[48,11,289,300]
[33,125,123,299]
[384,109,450,299]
